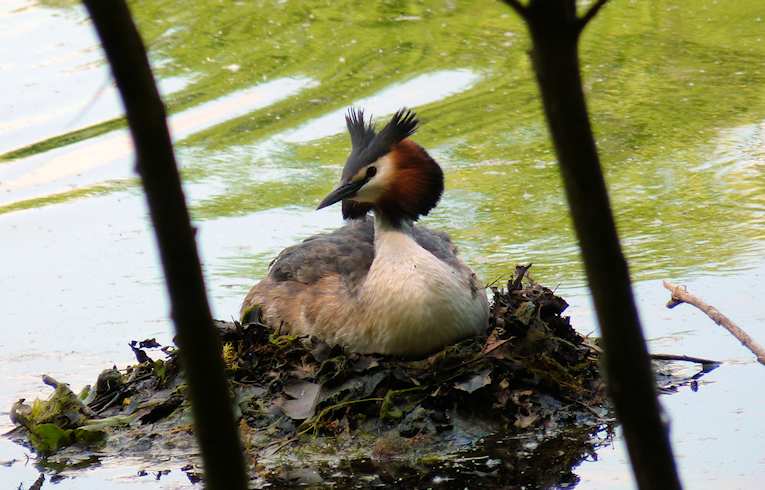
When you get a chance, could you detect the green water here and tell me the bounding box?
[3,1,765,488]
[6,0,765,286]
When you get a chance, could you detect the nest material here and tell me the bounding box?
[217,264,603,434]
[8,265,613,487]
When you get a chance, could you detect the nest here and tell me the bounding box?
[218,265,603,435]
[9,265,616,488]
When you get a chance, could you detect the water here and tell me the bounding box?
[3,0,765,487]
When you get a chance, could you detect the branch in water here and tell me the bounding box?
[650,353,720,366]
[663,281,765,366]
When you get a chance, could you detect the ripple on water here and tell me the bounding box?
[0,77,316,210]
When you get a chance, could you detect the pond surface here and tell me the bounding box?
[2,0,765,488]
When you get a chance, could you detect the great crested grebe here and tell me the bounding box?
[241,108,488,358]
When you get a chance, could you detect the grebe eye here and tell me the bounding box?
[366,166,377,178]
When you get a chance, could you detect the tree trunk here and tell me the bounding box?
[504,1,682,488]
[81,1,248,488]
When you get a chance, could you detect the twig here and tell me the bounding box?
[510,263,533,290]
[297,397,384,436]
[484,275,503,289]
[444,337,514,374]
[480,338,513,357]
[578,0,610,31]
[87,373,153,412]
[266,435,298,455]
[650,353,721,366]
[566,397,614,422]
[663,281,765,366]
[93,391,122,415]
[30,474,45,490]
[502,0,529,20]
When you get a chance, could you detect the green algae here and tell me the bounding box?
[10,378,107,456]
[0,118,126,162]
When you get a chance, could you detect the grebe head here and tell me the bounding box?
[316,108,444,226]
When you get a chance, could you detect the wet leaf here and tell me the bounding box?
[515,302,537,326]
[152,360,167,383]
[514,412,539,429]
[399,407,436,437]
[290,359,317,379]
[25,423,105,455]
[72,427,106,446]
[278,381,322,420]
[351,355,380,372]
[277,467,323,486]
[454,369,492,394]
[94,368,124,397]
[137,338,161,349]
[28,423,71,455]
[139,394,183,425]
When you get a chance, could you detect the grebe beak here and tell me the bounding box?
[316,180,366,210]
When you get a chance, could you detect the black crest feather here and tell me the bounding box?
[345,108,375,154]
[341,107,419,182]
[374,108,419,150]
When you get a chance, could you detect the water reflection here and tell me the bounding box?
[280,69,481,144]
[0,77,315,209]
[272,427,613,489]
[5,0,765,286]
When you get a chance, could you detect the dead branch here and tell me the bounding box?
[650,353,720,366]
[663,281,765,366]
[30,474,45,490]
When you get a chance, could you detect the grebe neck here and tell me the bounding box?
[373,211,414,244]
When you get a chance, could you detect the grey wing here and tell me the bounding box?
[412,223,482,297]
[268,219,375,291]
[268,217,462,287]
[411,223,463,270]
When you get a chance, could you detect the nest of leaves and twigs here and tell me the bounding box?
[136,264,600,450]
[8,266,624,487]
[221,264,605,439]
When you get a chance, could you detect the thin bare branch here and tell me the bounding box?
[663,281,765,366]
[650,353,721,366]
[502,0,529,20]
[578,0,610,31]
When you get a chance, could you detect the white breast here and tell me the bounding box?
[333,222,488,357]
